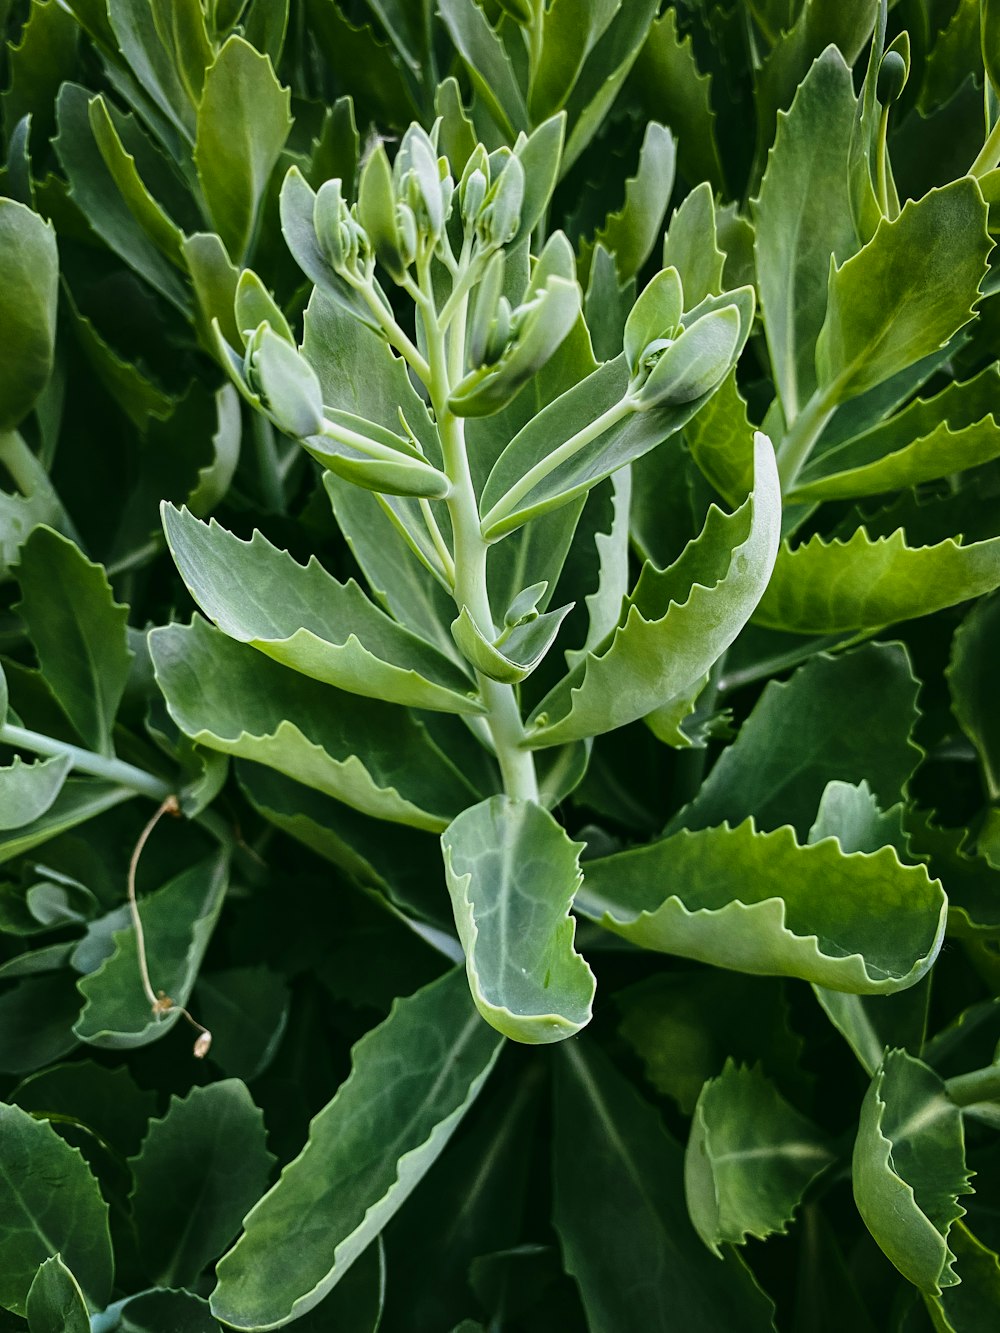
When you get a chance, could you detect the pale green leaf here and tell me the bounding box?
[662,182,726,310]
[162,506,481,715]
[685,1062,832,1254]
[816,179,992,402]
[0,754,71,831]
[211,969,502,1330]
[853,1050,972,1294]
[525,434,780,746]
[74,854,228,1049]
[130,1081,274,1288]
[553,1040,777,1331]
[194,37,292,261]
[684,369,756,504]
[441,796,595,1043]
[0,1104,113,1316]
[0,781,133,866]
[436,0,527,138]
[26,1256,89,1333]
[527,0,620,122]
[0,198,58,431]
[755,527,1000,634]
[577,818,946,993]
[580,121,675,285]
[753,47,858,418]
[15,528,132,756]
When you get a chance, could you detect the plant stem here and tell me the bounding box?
[0,722,174,800]
[423,270,539,803]
[945,1062,1000,1107]
[971,112,1000,177]
[775,388,837,492]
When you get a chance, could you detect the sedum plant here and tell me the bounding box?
[5,0,1000,1330]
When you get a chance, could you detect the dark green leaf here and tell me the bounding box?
[0,199,58,431]
[25,1257,88,1333]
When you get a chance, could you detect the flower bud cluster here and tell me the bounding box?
[459,145,525,250]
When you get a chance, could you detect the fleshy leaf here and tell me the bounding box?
[0,1103,113,1316]
[15,528,132,757]
[755,527,1000,634]
[948,591,1000,800]
[130,1081,275,1288]
[74,854,228,1049]
[0,198,58,430]
[162,506,480,714]
[525,434,780,746]
[853,1050,972,1293]
[815,178,992,402]
[150,617,476,831]
[553,1040,777,1331]
[441,796,595,1043]
[211,969,502,1330]
[0,754,71,831]
[0,781,133,866]
[685,1061,832,1254]
[580,121,676,284]
[25,1256,89,1333]
[577,818,946,993]
[662,182,726,309]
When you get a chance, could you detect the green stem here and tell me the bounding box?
[423,277,539,803]
[972,112,1000,177]
[0,723,173,801]
[945,1063,1000,1107]
[775,388,837,492]
[250,414,285,513]
[479,396,634,535]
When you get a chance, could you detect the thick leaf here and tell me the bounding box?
[0,974,81,1072]
[815,179,992,402]
[436,0,527,138]
[671,643,921,837]
[194,967,290,1082]
[0,781,133,866]
[581,121,675,284]
[931,1223,1000,1332]
[0,1103,112,1316]
[685,1062,832,1253]
[949,592,1000,800]
[12,1060,156,1158]
[525,435,780,746]
[755,527,1000,634]
[194,37,292,261]
[211,969,502,1329]
[753,47,858,418]
[130,1081,274,1288]
[553,1040,776,1331]
[441,796,594,1043]
[0,198,58,430]
[106,0,209,139]
[150,617,477,831]
[0,754,71,830]
[163,506,480,714]
[662,182,726,309]
[853,1050,972,1293]
[112,1290,220,1332]
[578,818,946,993]
[25,1256,89,1333]
[74,854,228,1049]
[15,528,132,756]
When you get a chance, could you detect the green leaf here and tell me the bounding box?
[0,754,71,830]
[106,0,213,139]
[632,6,724,193]
[853,1050,972,1294]
[753,47,858,419]
[671,643,921,837]
[662,183,726,310]
[948,592,1000,800]
[480,290,755,539]
[0,1103,113,1316]
[0,198,58,431]
[441,796,594,1043]
[15,528,132,756]
[54,85,190,314]
[755,526,1000,634]
[436,0,527,139]
[211,969,502,1329]
[685,1061,832,1254]
[450,601,571,684]
[527,0,619,122]
[162,506,480,715]
[577,818,946,993]
[0,781,133,866]
[580,121,675,285]
[194,37,292,262]
[931,1223,1000,1332]
[0,974,81,1073]
[150,617,476,831]
[684,368,756,504]
[12,1060,157,1158]
[113,1290,220,1332]
[62,287,175,431]
[130,1081,274,1288]
[25,1257,88,1333]
[525,434,780,746]
[193,967,289,1082]
[816,179,992,402]
[2,0,79,150]
[553,1040,777,1331]
[74,854,228,1049]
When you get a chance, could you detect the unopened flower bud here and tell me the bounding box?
[479,156,524,249]
[877,49,907,105]
[315,179,350,270]
[245,324,325,438]
[632,305,741,410]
